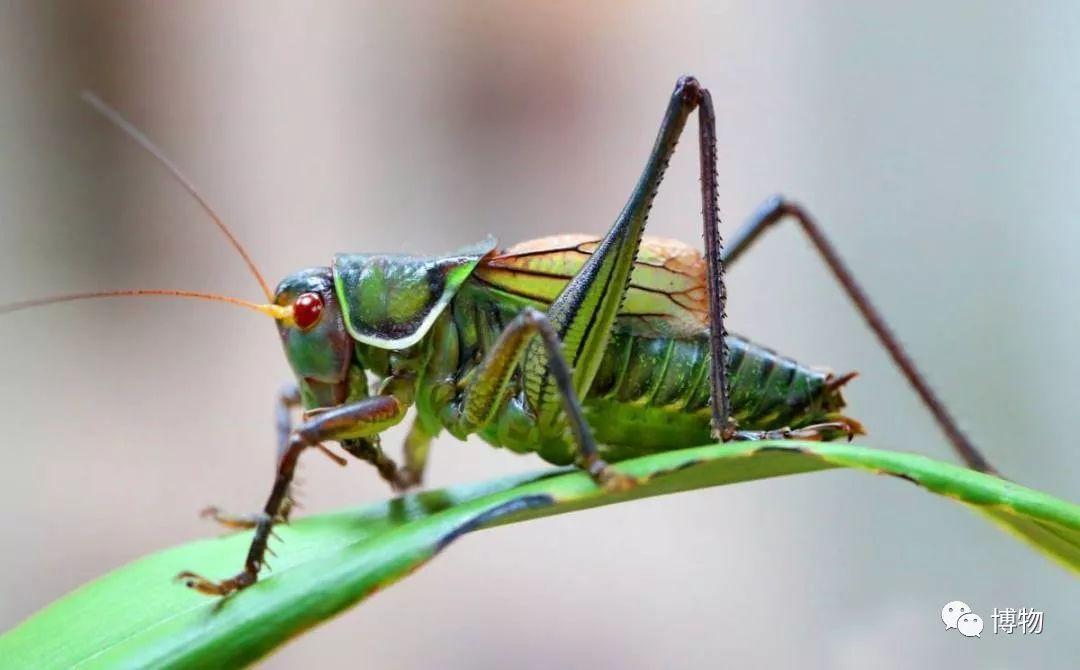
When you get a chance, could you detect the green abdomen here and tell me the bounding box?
[445,290,849,464]
[580,330,839,461]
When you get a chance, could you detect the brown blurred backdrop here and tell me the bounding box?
[0,1,1077,668]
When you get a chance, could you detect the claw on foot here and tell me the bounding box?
[591,462,639,494]
[789,419,865,442]
[713,418,740,442]
[175,570,254,597]
[199,506,268,530]
[200,507,279,530]
[597,468,638,493]
[581,455,638,493]
[391,467,422,492]
[734,419,865,443]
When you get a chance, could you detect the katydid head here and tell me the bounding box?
[272,267,353,404]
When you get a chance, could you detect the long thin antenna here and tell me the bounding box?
[81,91,274,302]
[0,290,290,320]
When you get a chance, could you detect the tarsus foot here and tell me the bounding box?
[735,419,864,442]
[200,497,294,530]
[582,455,638,493]
[598,468,638,493]
[200,507,270,530]
[176,570,255,597]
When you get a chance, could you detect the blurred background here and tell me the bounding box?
[0,1,1077,667]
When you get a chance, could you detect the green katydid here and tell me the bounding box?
[0,76,1000,597]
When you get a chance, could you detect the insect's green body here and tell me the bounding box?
[440,285,847,465]
[291,234,855,469]
[174,75,885,596]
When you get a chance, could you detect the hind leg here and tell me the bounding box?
[723,196,997,474]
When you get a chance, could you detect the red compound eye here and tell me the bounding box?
[293,292,324,330]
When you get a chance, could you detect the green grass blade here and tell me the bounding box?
[1,441,1077,669]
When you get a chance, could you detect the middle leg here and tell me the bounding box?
[442,307,632,490]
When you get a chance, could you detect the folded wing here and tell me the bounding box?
[475,234,709,338]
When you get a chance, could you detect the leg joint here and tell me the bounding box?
[751,194,816,230]
[754,193,792,225]
[517,306,546,325]
[675,74,703,102]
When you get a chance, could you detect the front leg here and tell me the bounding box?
[202,382,304,529]
[178,389,409,597]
